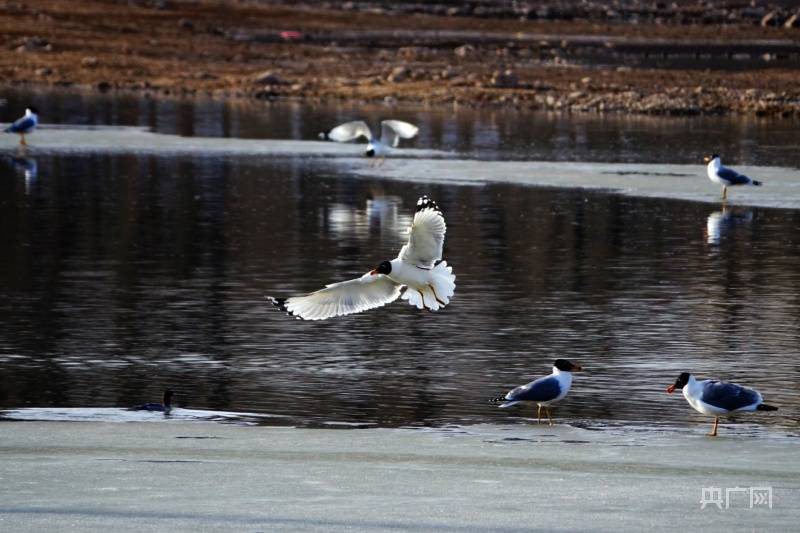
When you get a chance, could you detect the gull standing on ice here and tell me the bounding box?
[323,120,418,160]
[268,196,455,320]
[492,359,583,425]
[3,106,39,146]
[704,154,762,201]
[667,372,777,436]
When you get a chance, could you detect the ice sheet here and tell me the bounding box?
[0,125,446,158]
[351,158,800,209]
[0,421,796,532]
[3,126,797,209]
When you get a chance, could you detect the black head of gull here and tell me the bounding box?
[369,260,392,276]
[365,147,376,157]
[492,358,583,426]
[667,373,777,437]
[666,372,692,393]
[553,359,582,372]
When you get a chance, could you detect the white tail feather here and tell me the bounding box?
[400,261,456,312]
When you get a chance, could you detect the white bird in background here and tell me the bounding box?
[704,154,762,201]
[3,106,39,146]
[667,372,777,437]
[323,119,419,160]
[268,196,455,320]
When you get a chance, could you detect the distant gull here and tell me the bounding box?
[492,359,583,425]
[704,154,762,201]
[129,390,175,415]
[3,106,39,146]
[321,119,418,160]
[667,373,777,436]
[268,196,455,320]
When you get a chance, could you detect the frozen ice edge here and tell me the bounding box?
[3,126,799,209]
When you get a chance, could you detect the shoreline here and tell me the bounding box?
[2,1,800,117]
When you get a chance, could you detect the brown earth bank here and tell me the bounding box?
[2,0,800,116]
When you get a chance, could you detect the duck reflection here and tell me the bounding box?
[326,194,412,241]
[705,207,753,245]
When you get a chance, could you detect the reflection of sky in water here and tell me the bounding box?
[1,153,799,432]
[3,87,800,166]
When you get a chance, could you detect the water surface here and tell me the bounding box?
[1,149,798,432]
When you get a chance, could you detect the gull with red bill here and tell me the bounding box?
[268,196,455,320]
[667,372,778,436]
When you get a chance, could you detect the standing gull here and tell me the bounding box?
[704,154,762,201]
[268,196,455,320]
[3,106,39,146]
[323,120,418,160]
[667,373,777,436]
[492,359,583,425]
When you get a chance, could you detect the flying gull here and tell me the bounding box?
[269,196,455,320]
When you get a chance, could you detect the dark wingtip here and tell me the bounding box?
[416,195,441,214]
[267,296,301,319]
[267,296,289,312]
[490,396,507,404]
[752,180,763,186]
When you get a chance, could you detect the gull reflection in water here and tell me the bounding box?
[9,155,38,193]
[327,194,413,241]
[705,207,753,245]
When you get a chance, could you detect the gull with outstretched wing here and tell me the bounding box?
[269,196,455,320]
[323,119,418,159]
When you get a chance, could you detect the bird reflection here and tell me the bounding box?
[705,207,753,245]
[8,155,38,193]
[326,195,412,240]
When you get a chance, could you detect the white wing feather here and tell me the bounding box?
[399,203,446,268]
[273,274,401,320]
[380,120,418,147]
[327,121,373,143]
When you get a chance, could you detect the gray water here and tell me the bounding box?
[1,90,799,432]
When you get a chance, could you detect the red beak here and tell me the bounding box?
[666,384,676,394]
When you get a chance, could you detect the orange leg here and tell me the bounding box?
[708,417,719,437]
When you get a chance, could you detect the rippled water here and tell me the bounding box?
[1,90,799,432]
